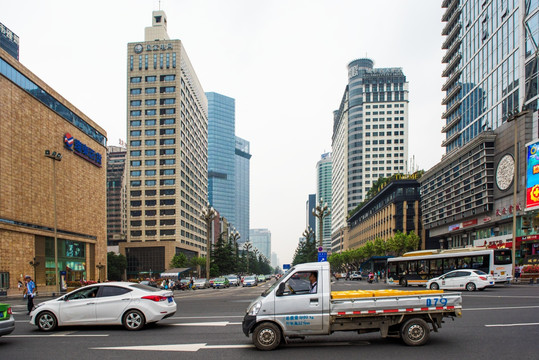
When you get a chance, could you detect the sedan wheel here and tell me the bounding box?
[429,283,439,290]
[123,309,145,331]
[466,282,476,292]
[36,311,57,332]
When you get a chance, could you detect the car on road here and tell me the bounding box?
[30,282,176,332]
[242,276,257,287]
[0,303,15,336]
[213,277,230,289]
[426,269,494,291]
[347,271,362,280]
[226,275,240,286]
[139,280,158,288]
[193,278,210,289]
[257,275,266,283]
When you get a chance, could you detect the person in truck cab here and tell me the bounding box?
[309,272,318,293]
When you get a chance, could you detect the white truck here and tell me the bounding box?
[242,261,462,350]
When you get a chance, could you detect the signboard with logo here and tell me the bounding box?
[318,252,327,262]
[526,139,539,210]
[64,133,102,167]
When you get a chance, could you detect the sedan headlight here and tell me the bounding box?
[32,302,45,311]
[247,301,262,316]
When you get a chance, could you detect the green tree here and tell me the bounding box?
[373,238,387,256]
[169,253,187,268]
[107,252,127,281]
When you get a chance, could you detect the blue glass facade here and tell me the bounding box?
[206,92,236,226]
[441,0,539,152]
[235,137,251,243]
[306,194,316,234]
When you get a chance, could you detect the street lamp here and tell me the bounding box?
[302,226,315,243]
[96,263,105,283]
[507,108,530,282]
[243,242,252,273]
[231,228,241,256]
[312,198,331,248]
[45,149,62,293]
[29,258,40,283]
[200,204,216,279]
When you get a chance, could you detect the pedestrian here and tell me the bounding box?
[189,277,194,290]
[515,264,521,281]
[24,275,36,315]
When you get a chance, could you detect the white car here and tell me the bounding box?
[30,282,176,331]
[242,276,257,287]
[426,269,494,291]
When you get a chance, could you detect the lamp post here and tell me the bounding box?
[29,258,40,284]
[302,226,315,243]
[45,149,62,293]
[230,228,241,267]
[312,198,331,248]
[96,263,105,283]
[243,242,252,273]
[507,109,529,282]
[200,204,216,280]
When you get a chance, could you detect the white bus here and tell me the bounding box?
[386,248,512,287]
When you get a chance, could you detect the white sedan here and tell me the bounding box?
[30,282,176,331]
[426,269,494,291]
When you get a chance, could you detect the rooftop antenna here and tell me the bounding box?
[158,0,161,10]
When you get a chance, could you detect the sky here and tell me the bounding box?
[3,0,446,267]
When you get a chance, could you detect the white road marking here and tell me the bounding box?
[463,305,539,311]
[6,334,108,338]
[170,321,241,326]
[485,322,539,327]
[92,343,253,352]
[169,315,243,319]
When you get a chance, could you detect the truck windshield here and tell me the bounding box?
[261,269,292,297]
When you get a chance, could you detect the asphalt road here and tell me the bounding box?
[1,280,538,360]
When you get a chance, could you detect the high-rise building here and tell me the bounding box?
[440,0,538,153]
[306,194,316,234]
[316,153,333,250]
[331,58,409,251]
[0,22,19,60]
[271,251,280,269]
[250,228,271,261]
[122,11,208,277]
[107,146,127,248]
[235,136,251,243]
[207,92,236,226]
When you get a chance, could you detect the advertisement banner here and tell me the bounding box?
[526,139,539,210]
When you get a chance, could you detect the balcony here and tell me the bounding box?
[442,3,461,23]
[441,131,460,147]
[442,84,461,105]
[442,114,462,133]
[442,22,462,49]
[442,68,462,91]
[442,0,452,8]
[442,53,462,78]
[442,100,460,119]
[442,36,462,63]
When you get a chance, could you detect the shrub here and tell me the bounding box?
[522,265,539,273]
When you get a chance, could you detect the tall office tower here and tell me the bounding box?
[207,92,236,227]
[123,11,208,276]
[331,58,408,251]
[235,136,251,244]
[316,153,333,250]
[306,194,317,234]
[0,22,19,60]
[107,146,127,247]
[441,1,539,152]
[271,251,280,269]
[250,228,271,261]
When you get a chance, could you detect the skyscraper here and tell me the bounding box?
[332,58,409,251]
[107,146,127,247]
[207,92,236,226]
[123,11,208,276]
[316,153,333,250]
[235,136,251,243]
[250,228,271,261]
[306,194,316,234]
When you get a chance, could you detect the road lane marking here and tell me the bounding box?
[485,322,539,327]
[463,305,539,311]
[6,334,109,338]
[168,315,243,319]
[170,321,241,326]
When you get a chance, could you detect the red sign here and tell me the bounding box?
[463,219,478,228]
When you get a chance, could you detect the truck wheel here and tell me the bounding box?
[429,283,439,290]
[466,282,476,291]
[252,322,282,351]
[401,318,430,346]
[400,278,408,287]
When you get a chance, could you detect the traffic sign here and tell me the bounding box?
[283,264,291,270]
[318,252,327,262]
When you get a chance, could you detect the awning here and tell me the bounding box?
[160,268,191,278]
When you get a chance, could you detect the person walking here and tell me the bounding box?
[24,275,36,315]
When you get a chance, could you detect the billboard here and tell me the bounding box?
[526,139,539,210]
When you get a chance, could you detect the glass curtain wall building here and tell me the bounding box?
[107,146,127,247]
[441,0,539,153]
[235,137,251,244]
[316,153,333,250]
[250,228,271,260]
[207,92,236,226]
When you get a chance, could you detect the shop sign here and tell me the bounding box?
[463,219,478,228]
[495,204,522,217]
[526,139,539,210]
[518,234,539,242]
[483,217,492,222]
[448,223,460,231]
[64,133,102,167]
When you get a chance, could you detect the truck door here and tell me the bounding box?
[274,270,323,332]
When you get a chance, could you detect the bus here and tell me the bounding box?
[386,248,513,287]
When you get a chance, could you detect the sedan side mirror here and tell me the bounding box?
[276,283,285,296]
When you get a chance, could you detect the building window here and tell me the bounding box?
[130,88,141,95]
[145,119,157,126]
[145,109,157,115]
[130,140,141,146]
[145,99,157,106]
[145,87,156,94]
[161,128,175,135]
[161,149,175,155]
[130,150,141,157]
[161,179,175,185]
[161,159,175,165]
[145,159,156,166]
[160,86,176,93]
[131,160,141,166]
[145,129,156,136]
[161,118,175,125]
[161,139,175,145]
[160,54,164,69]
[138,55,142,70]
[131,170,141,177]
[146,76,157,82]
[145,139,156,146]
[145,170,156,176]
[160,98,175,105]
[130,77,141,83]
[131,181,141,187]
[130,130,141,136]
[145,54,148,70]
[161,75,175,82]
[153,54,157,69]
[172,53,176,68]
[145,180,156,186]
[160,108,175,115]
[130,56,134,71]
[130,100,141,106]
[130,120,141,127]
[130,110,141,116]
[166,53,170,68]
[145,149,156,156]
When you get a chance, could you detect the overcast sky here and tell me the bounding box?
[3,0,446,267]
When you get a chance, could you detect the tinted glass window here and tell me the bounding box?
[66,286,99,300]
[99,286,131,297]
[130,283,160,292]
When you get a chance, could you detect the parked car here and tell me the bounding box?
[242,276,257,287]
[348,271,362,281]
[30,282,176,331]
[257,275,266,283]
[193,278,210,289]
[208,278,216,287]
[226,275,240,286]
[139,280,158,288]
[0,303,15,336]
[213,277,230,289]
[426,269,494,291]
